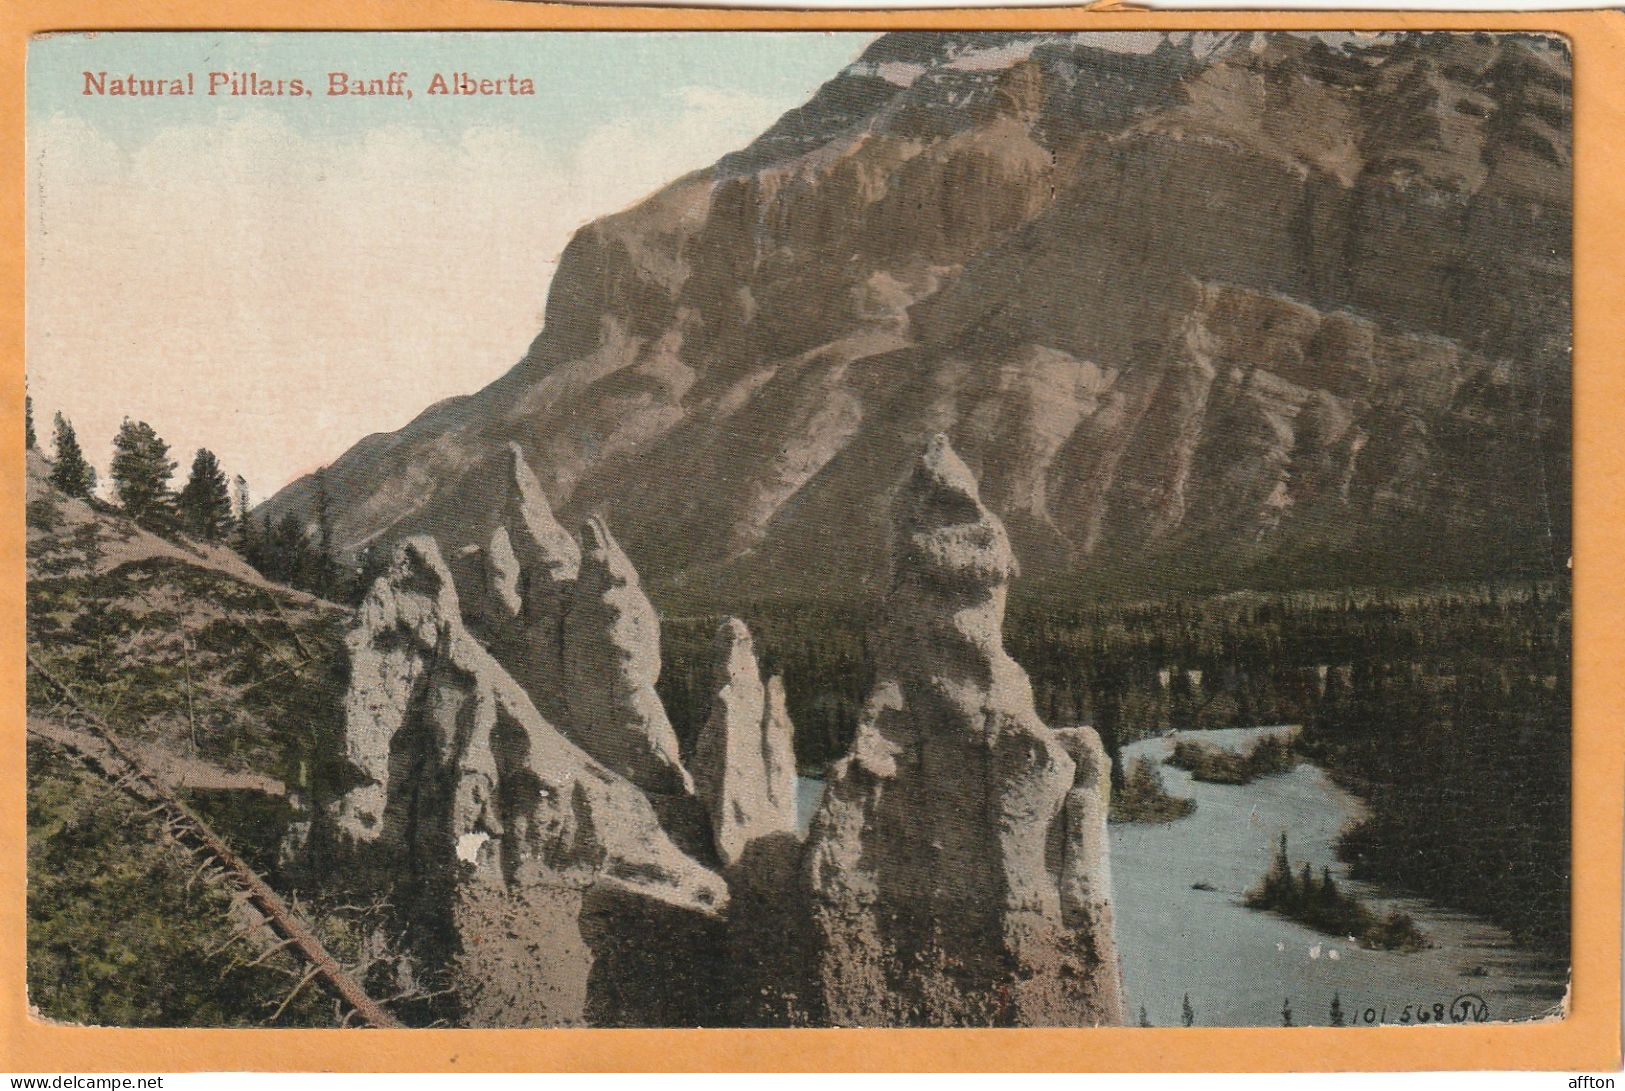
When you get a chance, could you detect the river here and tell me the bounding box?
[793,724,1567,1027]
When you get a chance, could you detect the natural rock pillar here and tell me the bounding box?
[334,537,500,855]
[801,434,1125,1027]
[1052,726,1126,1014]
[480,443,581,728]
[562,516,694,797]
[691,618,799,866]
[334,536,727,1026]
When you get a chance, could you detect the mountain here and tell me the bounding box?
[262,30,1572,602]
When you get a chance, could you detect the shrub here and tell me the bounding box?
[1110,756,1196,823]
[1244,833,1428,952]
[1167,733,1298,785]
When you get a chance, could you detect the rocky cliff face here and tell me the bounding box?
[801,435,1123,1026]
[265,29,1571,600]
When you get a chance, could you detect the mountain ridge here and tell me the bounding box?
[262,29,1572,603]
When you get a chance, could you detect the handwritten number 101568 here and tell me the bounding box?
[1350,994,1491,1025]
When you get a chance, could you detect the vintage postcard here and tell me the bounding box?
[6,3,1621,1073]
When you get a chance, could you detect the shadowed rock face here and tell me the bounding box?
[802,435,1124,1027]
[335,536,725,1026]
[265,31,1571,600]
[691,618,799,866]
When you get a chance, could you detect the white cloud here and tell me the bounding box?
[28,87,782,499]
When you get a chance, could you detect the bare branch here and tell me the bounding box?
[264,965,323,1025]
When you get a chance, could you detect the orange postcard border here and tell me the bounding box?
[0,1,1619,1073]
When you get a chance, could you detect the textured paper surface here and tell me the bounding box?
[4,1,1620,1072]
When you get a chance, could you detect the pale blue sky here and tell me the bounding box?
[27,32,876,497]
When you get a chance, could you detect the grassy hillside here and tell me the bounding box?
[25,453,357,1025]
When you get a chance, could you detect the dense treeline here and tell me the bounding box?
[657,582,1566,770]
[1301,605,1572,956]
[31,410,373,605]
[236,469,385,603]
[654,579,1571,956]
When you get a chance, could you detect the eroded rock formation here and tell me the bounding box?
[801,434,1124,1027]
[1051,727,1123,997]
[691,618,799,866]
[466,447,695,802]
[561,516,694,797]
[331,437,1123,1028]
[335,536,725,1026]
[475,443,580,728]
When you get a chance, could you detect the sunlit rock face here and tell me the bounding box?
[801,435,1125,1027]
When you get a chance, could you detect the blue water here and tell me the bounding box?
[792,726,1567,1026]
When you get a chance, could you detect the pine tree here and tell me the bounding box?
[1181,994,1195,1027]
[263,512,313,587]
[25,392,35,450]
[1137,1006,1151,1028]
[1170,665,1197,727]
[1096,685,1127,792]
[232,475,255,556]
[109,418,176,526]
[48,412,96,498]
[176,448,232,541]
[1329,991,1345,1027]
[1264,830,1293,902]
[1319,867,1339,906]
[314,469,332,549]
[309,467,338,597]
[1281,998,1294,1027]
